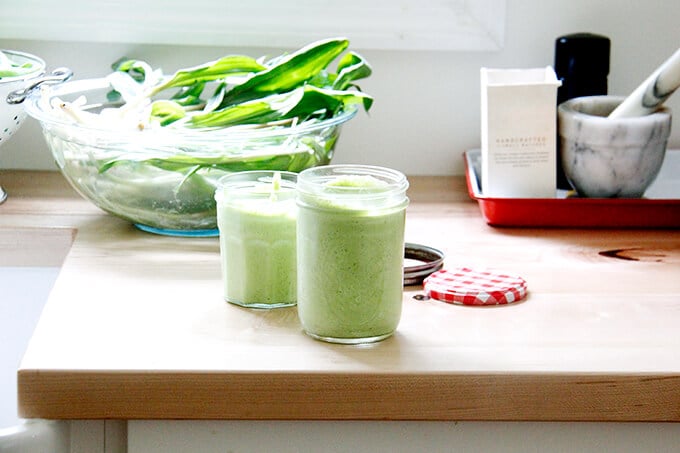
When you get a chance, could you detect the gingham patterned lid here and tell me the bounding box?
[423,267,527,305]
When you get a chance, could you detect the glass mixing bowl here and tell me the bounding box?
[24,77,357,236]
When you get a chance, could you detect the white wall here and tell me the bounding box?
[1,0,679,175]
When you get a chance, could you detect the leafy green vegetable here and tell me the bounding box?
[150,55,266,95]
[76,38,373,230]
[107,37,372,129]
[170,82,206,107]
[282,85,373,120]
[111,57,150,83]
[333,52,372,91]
[217,38,349,107]
[188,85,371,129]
[150,100,186,126]
[189,90,302,128]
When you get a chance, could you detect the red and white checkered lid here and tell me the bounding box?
[423,267,527,305]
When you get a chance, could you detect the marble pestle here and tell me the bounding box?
[609,47,680,118]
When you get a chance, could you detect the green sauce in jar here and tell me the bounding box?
[296,165,409,344]
[216,171,297,308]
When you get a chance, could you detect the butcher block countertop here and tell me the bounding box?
[2,169,679,422]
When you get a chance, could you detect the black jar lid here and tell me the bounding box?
[555,32,610,77]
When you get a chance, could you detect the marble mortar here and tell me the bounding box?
[558,95,672,198]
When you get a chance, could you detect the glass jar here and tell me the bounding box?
[296,165,409,344]
[215,171,297,308]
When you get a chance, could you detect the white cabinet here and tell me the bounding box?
[126,420,680,453]
[68,421,126,453]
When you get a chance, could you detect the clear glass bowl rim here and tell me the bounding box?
[23,76,358,145]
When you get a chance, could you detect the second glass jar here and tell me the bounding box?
[296,165,409,344]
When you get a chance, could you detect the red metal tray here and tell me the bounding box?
[464,149,680,228]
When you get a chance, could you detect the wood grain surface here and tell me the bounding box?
[2,170,679,421]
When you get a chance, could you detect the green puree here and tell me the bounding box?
[297,175,406,340]
[217,197,297,307]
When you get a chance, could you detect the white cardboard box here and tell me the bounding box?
[480,67,561,198]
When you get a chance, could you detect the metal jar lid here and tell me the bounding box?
[403,243,445,286]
